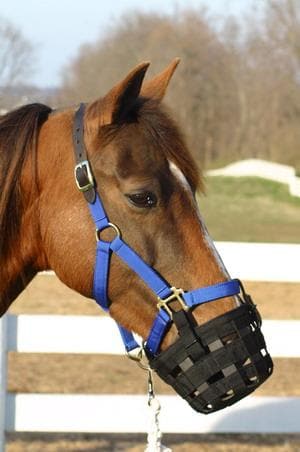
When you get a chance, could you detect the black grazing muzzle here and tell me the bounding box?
[146,297,273,414]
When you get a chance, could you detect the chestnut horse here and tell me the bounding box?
[0,60,234,329]
[0,60,272,413]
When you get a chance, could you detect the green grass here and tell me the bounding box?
[197,176,300,243]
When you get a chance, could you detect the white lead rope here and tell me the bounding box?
[144,369,172,452]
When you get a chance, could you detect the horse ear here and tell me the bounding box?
[141,58,180,101]
[88,61,150,126]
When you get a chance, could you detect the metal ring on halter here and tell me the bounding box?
[95,222,121,242]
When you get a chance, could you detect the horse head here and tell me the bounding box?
[38,61,234,341]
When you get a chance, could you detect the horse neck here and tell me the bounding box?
[1,109,78,310]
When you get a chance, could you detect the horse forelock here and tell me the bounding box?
[98,98,203,193]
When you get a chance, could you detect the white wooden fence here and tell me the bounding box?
[0,242,300,450]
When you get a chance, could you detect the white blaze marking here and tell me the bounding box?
[169,161,191,191]
[198,210,231,278]
[169,160,231,279]
[169,160,239,305]
[198,211,240,306]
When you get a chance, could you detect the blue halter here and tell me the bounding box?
[73,104,241,356]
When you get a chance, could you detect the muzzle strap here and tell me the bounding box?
[183,279,240,307]
[146,279,242,355]
[146,309,173,355]
[110,237,172,299]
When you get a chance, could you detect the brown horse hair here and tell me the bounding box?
[97,98,203,193]
[0,103,52,260]
[139,99,202,192]
[0,98,202,262]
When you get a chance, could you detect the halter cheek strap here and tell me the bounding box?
[90,191,241,354]
[73,104,242,356]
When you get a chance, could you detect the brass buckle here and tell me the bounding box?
[157,287,188,318]
[74,160,94,192]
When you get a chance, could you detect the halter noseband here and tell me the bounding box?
[72,103,273,414]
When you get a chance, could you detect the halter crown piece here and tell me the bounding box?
[73,104,273,414]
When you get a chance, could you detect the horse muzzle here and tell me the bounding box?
[145,293,273,414]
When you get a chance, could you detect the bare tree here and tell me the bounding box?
[59,10,239,167]
[58,5,300,169]
[0,17,34,87]
[267,0,300,71]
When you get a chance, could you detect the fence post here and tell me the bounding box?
[0,315,7,452]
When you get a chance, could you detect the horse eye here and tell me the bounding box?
[126,191,157,208]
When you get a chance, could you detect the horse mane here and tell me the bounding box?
[0,103,52,259]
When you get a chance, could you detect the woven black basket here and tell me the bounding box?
[148,304,273,413]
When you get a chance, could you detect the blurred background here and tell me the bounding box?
[1,0,300,169]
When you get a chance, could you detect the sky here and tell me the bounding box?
[0,0,254,88]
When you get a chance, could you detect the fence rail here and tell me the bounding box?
[1,242,300,450]
[2,314,300,436]
[6,394,300,434]
[40,242,300,282]
[6,315,300,358]
[215,242,300,282]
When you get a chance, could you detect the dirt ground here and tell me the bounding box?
[6,275,300,451]
[6,433,300,452]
